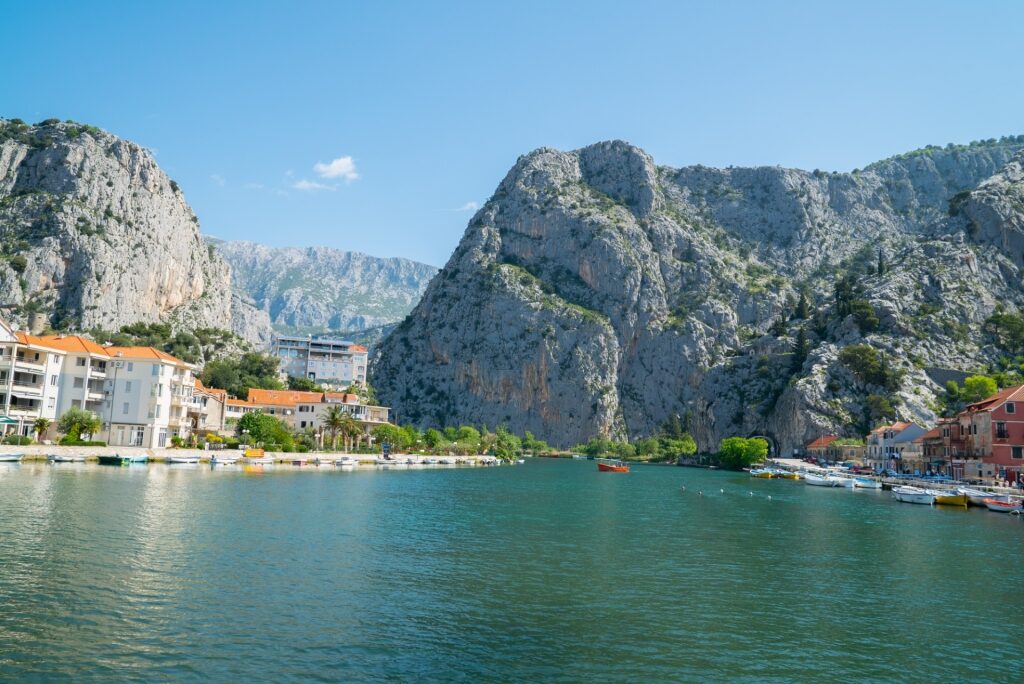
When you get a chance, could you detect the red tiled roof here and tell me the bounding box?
[964,385,1024,413]
[350,345,368,353]
[246,389,324,406]
[914,426,942,443]
[806,435,839,449]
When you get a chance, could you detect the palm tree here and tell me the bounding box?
[82,414,102,441]
[340,413,362,452]
[33,417,51,443]
[322,406,346,450]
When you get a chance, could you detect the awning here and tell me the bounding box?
[0,416,19,425]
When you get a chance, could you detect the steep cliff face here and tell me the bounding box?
[213,240,437,335]
[0,119,271,345]
[374,137,1024,451]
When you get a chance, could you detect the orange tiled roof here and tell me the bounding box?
[914,426,942,443]
[324,392,359,403]
[350,345,368,353]
[964,385,1024,413]
[226,398,250,407]
[14,332,190,366]
[33,334,109,355]
[246,388,324,406]
[806,435,839,449]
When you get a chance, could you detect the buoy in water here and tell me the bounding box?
[768,495,772,501]
[698,491,703,496]
[720,488,724,494]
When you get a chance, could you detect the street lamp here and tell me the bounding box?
[106,352,124,444]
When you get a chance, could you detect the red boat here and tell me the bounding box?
[597,460,629,473]
[983,498,1023,513]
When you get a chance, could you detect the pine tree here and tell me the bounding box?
[794,291,810,320]
[877,247,886,276]
[791,326,810,374]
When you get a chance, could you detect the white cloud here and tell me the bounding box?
[456,201,479,212]
[292,179,335,192]
[210,174,225,187]
[243,182,266,190]
[313,155,359,182]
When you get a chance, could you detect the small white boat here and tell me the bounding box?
[804,473,840,487]
[211,454,239,465]
[336,456,359,467]
[958,487,1010,507]
[853,477,882,489]
[516,459,526,464]
[168,454,200,464]
[0,453,24,463]
[48,453,86,463]
[892,485,935,505]
[439,457,456,465]
[242,455,274,465]
[423,457,439,465]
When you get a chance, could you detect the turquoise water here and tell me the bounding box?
[1,458,1022,682]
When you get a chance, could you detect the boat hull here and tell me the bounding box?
[853,478,882,489]
[984,498,1023,513]
[930,492,968,507]
[597,462,629,473]
[892,486,935,505]
[0,454,24,462]
[804,474,839,487]
[48,454,86,462]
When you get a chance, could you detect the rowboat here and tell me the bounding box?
[0,453,24,463]
[242,455,274,465]
[211,454,239,465]
[749,468,773,479]
[439,457,456,465]
[48,453,86,463]
[853,477,882,489]
[927,490,968,507]
[96,454,147,466]
[774,470,801,480]
[168,454,200,464]
[335,456,359,467]
[290,457,309,466]
[804,473,840,487]
[892,485,935,505]
[597,459,629,473]
[983,498,1023,513]
[957,487,1010,507]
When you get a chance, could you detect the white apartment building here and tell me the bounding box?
[271,334,368,386]
[0,317,197,447]
[0,323,65,437]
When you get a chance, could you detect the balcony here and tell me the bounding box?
[86,390,105,402]
[89,367,107,379]
[10,381,43,398]
[13,357,46,372]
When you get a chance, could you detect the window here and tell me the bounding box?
[125,381,132,393]
[73,377,84,388]
[127,362,134,372]
[1014,447,1023,459]
[50,375,57,386]
[997,422,1009,439]
[152,364,159,376]
[158,428,167,448]
[131,427,145,447]
[157,384,164,397]
[76,358,86,367]
[155,405,161,418]
[1007,402,1016,414]
[122,402,129,415]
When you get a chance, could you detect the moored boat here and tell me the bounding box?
[597,459,629,473]
[958,487,1010,507]
[335,455,359,467]
[892,485,935,505]
[211,454,239,466]
[168,454,200,464]
[927,490,968,507]
[853,477,882,489]
[48,453,86,463]
[774,470,801,480]
[0,453,24,463]
[749,468,773,479]
[983,498,1023,513]
[804,473,840,487]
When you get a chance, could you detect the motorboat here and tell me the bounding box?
[892,485,935,505]
[48,453,86,462]
[96,454,147,466]
[983,498,1023,513]
[927,490,968,507]
[804,473,840,487]
[516,459,526,465]
[211,454,239,465]
[168,454,200,464]
[290,457,309,466]
[852,477,882,489]
[336,456,359,467]
[242,455,274,465]
[0,453,24,463]
[597,459,629,473]
[749,468,773,479]
[957,487,1010,507]
[774,470,801,480]
[439,457,456,465]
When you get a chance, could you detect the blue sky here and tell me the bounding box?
[2,1,1022,267]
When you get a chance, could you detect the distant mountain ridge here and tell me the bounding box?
[211,239,437,336]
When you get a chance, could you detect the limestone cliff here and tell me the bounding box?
[373,137,1024,452]
[0,118,271,346]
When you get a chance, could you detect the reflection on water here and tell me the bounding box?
[0,459,1022,681]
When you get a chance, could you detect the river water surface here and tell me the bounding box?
[1,458,1022,681]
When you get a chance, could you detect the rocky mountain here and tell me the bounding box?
[0,118,272,347]
[213,240,437,335]
[373,136,1024,453]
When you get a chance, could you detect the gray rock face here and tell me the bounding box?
[373,137,1024,451]
[0,119,270,345]
[213,240,437,334]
